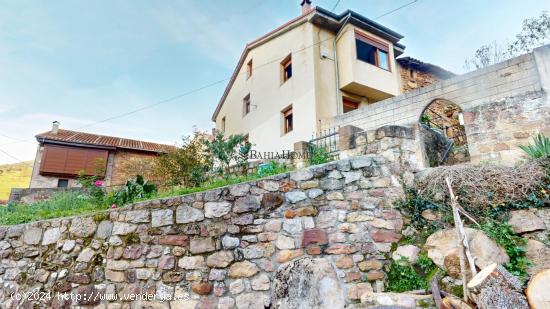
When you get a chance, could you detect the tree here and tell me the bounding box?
[203,131,251,175]
[154,132,212,188]
[464,11,550,70]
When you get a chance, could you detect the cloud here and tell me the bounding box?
[150,2,249,66]
[0,104,11,113]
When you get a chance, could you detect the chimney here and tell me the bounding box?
[301,0,312,15]
[52,121,60,134]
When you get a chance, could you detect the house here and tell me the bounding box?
[29,121,175,189]
[211,0,454,154]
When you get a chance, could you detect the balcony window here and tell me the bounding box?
[355,31,390,71]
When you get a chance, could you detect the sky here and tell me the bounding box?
[0,0,548,164]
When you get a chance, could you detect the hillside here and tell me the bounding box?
[0,161,33,202]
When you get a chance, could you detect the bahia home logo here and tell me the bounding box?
[248,149,310,160]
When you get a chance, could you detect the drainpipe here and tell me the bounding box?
[333,13,352,115]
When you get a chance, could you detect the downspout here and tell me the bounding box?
[333,13,352,115]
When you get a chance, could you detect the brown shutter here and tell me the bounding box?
[40,145,108,177]
[355,31,389,52]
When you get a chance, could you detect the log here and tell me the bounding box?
[526,268,550,309]
[430,276,443,308]
[446,177,476,301]
[441,294,474,309]
[467,263,529,309]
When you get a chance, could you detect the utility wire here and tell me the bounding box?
[4,0,419,148]
[375,0,418,19]
[331,0,342,11]
[0,148,33,167]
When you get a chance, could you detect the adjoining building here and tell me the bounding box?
[212,0,454,154]
[29,121,174,189]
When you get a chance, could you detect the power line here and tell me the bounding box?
[331,0,342,11]
[6,1,419,146]
[375,0,418,19]
[0,149,33,167]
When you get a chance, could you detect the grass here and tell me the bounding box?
[0,167,292,226]
[157,173,283,198]
[0,191,107,225]
[0,161,33,201]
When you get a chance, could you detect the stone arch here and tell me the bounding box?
[419,99,470,167]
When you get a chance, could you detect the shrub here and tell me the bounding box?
[155,133,212,188]
[257,161,287,177]
[112,175,157,206]
[387,258,427,292]
[520,133,550,159]
[203,131,251,176]
[76,172,106,205]
[308,144,332,166]
[480,219,529,281]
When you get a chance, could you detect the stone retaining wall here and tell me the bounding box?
[0,154,412,308]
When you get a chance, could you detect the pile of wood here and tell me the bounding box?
[426,178,549,309]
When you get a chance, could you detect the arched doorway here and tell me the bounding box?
[420,99,470,167]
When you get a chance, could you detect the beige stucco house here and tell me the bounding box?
[212,0,453,154]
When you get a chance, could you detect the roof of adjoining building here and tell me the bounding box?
[397,57,456,79]
[35,129,175,153]
[211,5,407,121]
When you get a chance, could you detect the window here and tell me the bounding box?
[246,59,253,79]
[355,31,390,71]
[243,94,251,116]
[57,179,69,188]
[282,106,293,134]
[343,98,359,113]
[281,54,292,83]
[221,117,226,132]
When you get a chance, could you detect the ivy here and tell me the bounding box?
[387,258,428,292]
[479,219,530,281]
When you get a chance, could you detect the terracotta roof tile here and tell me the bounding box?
[35,129,175,153]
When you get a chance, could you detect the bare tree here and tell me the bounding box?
[464,11,550,71]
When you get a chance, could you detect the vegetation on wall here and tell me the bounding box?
[0,192,105,225]
[395,158,550,286]
[308,144,333,166]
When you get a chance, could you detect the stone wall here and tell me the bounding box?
[323,45,550,166]
[0,154,412,308]
[110,151,160,187]
[463,90,550,165]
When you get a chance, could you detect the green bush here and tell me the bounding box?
[519,133,550,159]
[480,219,529,281]
[155,134,212,188]
[112,175,157,206]
[203,131,251,176]
[387,258,427,292]
[308,144,332,166]
[257,161,287,177]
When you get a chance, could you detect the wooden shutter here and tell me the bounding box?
[355,31,389,52]
[40,145,108,177]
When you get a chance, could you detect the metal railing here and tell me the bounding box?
[309,127,340,159]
